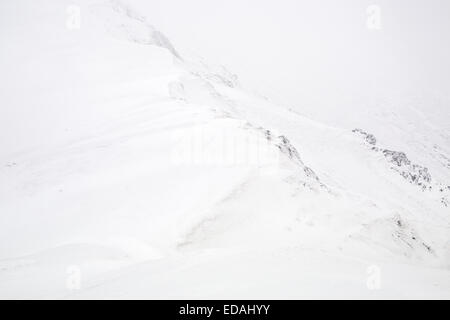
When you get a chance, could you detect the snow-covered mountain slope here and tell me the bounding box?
[0,0,449,299]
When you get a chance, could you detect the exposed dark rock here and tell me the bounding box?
[258,127,322,185]
[422,242,432,252]
[382,150,410,167]
[276,135,302,162]
[352,128,377,145]
[353,129,434,190]
[303,166,319,181]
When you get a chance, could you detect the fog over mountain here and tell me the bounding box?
[0,0,449,299]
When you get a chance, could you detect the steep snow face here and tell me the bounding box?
[0,0,449,299]
[90,0,181,58]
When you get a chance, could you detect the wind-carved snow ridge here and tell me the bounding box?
[168,58,240,112]
[353,128,450,206]
[257,126,325,188]
[175,123,327,250]
[168,62,240,114]
[168,74,237,117]
[91,0,181,58]
[169,60,325,193]
[187,60,240,89]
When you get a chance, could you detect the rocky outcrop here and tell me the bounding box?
[353,129,434,191]
[258,127,322,185]
[353,128,450,207]
[381,150,432,188]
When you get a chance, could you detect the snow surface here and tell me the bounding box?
[0,0,449,299]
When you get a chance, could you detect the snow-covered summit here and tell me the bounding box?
[91,0,181,58]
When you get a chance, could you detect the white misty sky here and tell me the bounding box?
[131,0,450,107]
